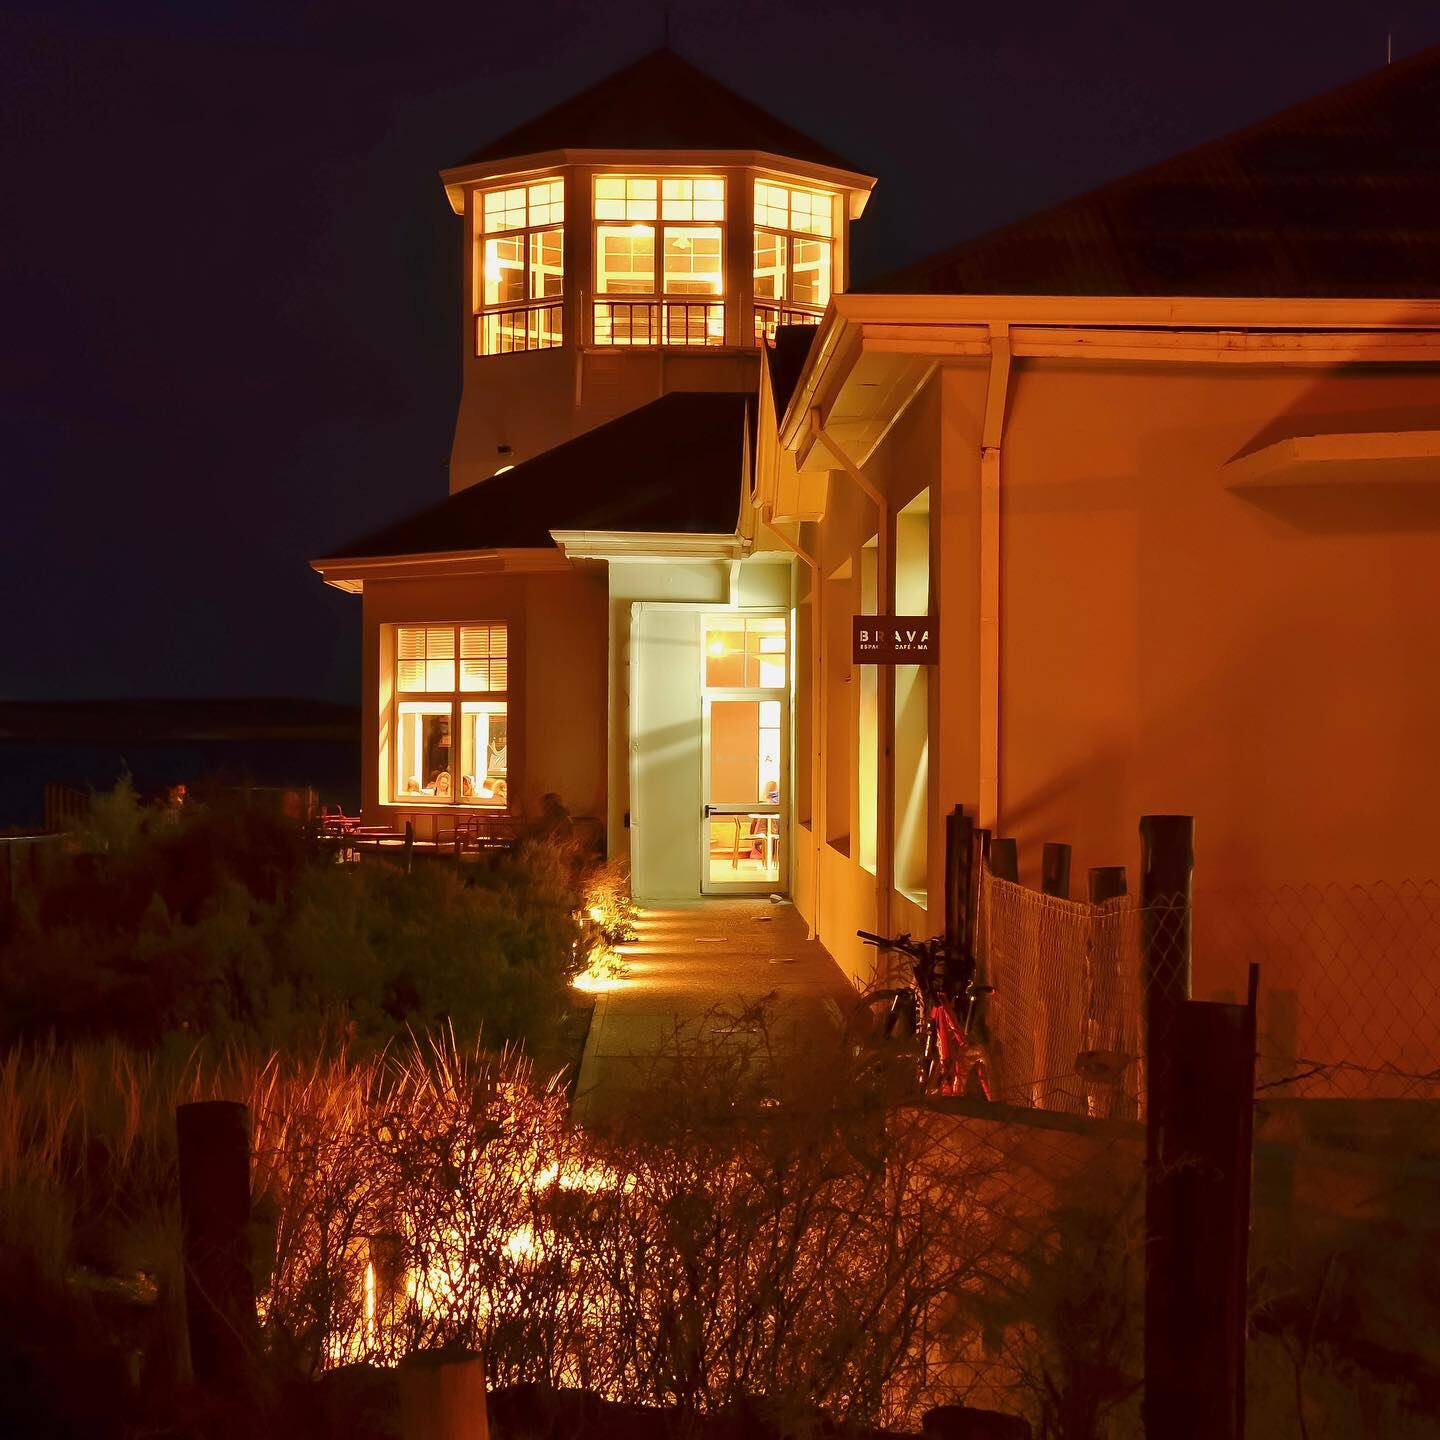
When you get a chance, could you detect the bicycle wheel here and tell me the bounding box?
[846,988,922,1090]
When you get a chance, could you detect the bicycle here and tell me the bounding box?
[848,930,995,1100]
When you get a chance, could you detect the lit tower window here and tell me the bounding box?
[593,175,726,346]
[753,180,834,343]
[476,179,565,354]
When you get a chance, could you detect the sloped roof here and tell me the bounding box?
[765,326,819,421]
[320,392,753,561]
[456,49,866,176]
[869,45,1440,298]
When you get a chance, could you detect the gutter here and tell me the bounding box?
[978,326,1012,833]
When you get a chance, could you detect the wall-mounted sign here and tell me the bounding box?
[853,616,938,665]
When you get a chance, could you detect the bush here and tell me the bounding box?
[0,785,585,1058]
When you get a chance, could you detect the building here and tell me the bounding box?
[315,45,1440,991]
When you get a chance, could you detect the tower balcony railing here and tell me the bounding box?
[591,299,726,348]
[753,303,823,345]
[476,303,564,355]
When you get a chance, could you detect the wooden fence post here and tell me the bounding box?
[1138,815,1200,1440]
[944,806,974,953]
[403,819,415,875]
[176,1101,258,1390]
[399,1350,490,1440]
[989,837,1018,883]
[1087,865,1127,904]
[1146,968,1259,1440]
[1040,843,1071,899]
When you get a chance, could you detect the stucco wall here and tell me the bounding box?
[360,568,608,827]
[997,361,1440,894]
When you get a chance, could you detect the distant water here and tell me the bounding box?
[0,739,359,829]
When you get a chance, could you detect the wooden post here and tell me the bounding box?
[399,1350,489,1440]
[944,806,974,953]
[1138,815,1197,1440]
[403,819,415,875]
[176,1101,257,1389]
[1088,865,1127,904]
[1145,969,1259,1440]
[1040,842,1071,899]
[988,837,1018,883]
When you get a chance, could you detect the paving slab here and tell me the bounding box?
[571,898,855,1126]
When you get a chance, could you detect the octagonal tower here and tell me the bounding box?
[439,50,875,492]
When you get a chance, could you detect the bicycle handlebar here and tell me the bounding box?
[857,928,922,956]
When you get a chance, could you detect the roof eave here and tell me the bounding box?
[440,148,876,215]
[310,546,572,593]
[549,529,748,562]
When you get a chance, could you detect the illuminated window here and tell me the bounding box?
[703,615,787,689]
[753,179,834,343]
[477,178,564,355]
[392,624,509,807]
[593,175,726,347]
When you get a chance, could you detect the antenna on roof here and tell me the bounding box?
[1387,32,1393,63]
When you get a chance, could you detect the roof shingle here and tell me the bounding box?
[456,49,867,176]
[867,46,1440,298]
[320,391,753,561]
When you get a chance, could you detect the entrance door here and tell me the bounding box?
[700,613,788,895]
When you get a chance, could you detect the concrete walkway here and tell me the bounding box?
[571,898,856,1126]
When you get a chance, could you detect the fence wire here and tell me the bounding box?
[976,869,1440,1113]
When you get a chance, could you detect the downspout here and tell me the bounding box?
[979,326,1012,833]
[763,507,822,942]
[810,410,892,947]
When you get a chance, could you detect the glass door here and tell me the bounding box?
[700,614,788,895]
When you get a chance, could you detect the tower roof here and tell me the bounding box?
[868,45,1440,298]
[455,49,868,177]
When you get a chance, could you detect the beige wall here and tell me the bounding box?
[997,361,1440,895]
[360,568,608,831]
[794,379,944,986]
[795,350,1440,996]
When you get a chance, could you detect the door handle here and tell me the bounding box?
[703,805,713,817]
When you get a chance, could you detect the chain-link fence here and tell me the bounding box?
[976,868,1440,1116]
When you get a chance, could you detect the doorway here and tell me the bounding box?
[700,614,788,895]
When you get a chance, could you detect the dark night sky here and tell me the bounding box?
[4,0,1438,705]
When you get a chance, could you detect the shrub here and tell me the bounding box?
[0,783,585,1058]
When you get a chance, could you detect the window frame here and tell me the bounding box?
[752,178,837,344]
[591,173,728,348]
[475,178,565,356]
[390,623,512,809]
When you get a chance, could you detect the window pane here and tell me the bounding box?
[483,235,525,306]
[753,230,786,300]
[397,701,453,800]
[754,181,789,230]
[460,624,508,692]
[790,187,832,236]
[663,226,723,295]
[791,236,831,308]
[661,176,692,219]
[596,225,655,294]
[528,227,564,299]
[694,177,725,220]
[459,702,508,806]
[527,178,564,227]
[483,186,527,233]
[594,175,657,221]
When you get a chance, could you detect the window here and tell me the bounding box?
[753,179,834,343]
[894,493,931,901]
[593,175,726,346]
[476,179,564,354]
[703,615,787,689]
[392,624,509,806]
